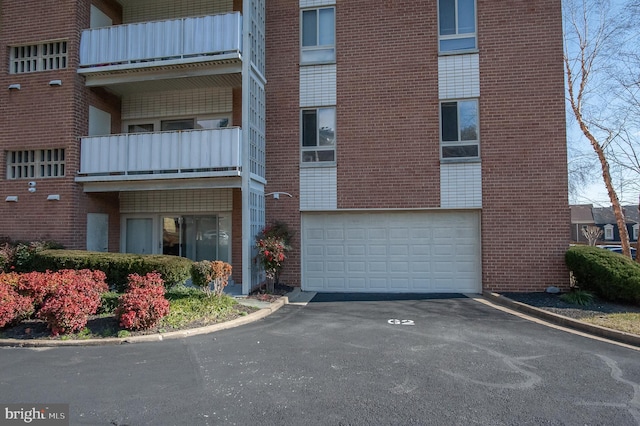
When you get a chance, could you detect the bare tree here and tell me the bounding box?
[563,0,633,257]
[581,225,603,246]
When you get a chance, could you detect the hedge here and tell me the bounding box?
[31,250,193,292]
[565,245,640,305]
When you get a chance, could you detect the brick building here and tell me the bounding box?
[0,0,569,294]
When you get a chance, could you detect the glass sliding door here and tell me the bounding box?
[160,215,231,262]
[125,218,153,254]
[162,217,182,257]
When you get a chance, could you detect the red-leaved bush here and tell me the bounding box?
[17,271,58,306]
[0,273,33,328]
[116,272,170,331]
[35,270,108,336]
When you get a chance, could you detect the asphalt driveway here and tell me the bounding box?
[1,294,640,425]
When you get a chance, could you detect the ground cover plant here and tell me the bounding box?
[0,267,255,340]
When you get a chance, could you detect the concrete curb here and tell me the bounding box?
[482,291,640,348]
[0,296,289,348]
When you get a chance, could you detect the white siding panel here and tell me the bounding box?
[302,211,481,293]
[120,189,233,213]
[300,0,336,7]
[300,167,337,210]
[122,88,232,121]
[440,162,482,208]
[438,54,480,99]
[300,65,336,107]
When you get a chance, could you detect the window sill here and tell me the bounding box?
[300,162,337,169]
[438,49,479,57]
[440,158,481,164]
[299,60,336,67]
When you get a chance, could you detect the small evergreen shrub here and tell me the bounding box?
[35,270,109,336]
[98,291,120,315]
[0,273,33,328]
[116,272,170,331]
[32,250,192,292]
[565,245,640,305]
[559,289,594,306]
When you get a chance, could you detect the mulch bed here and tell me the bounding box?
[0,304,257,341]
[246,283,294,303]
[501,292,640,320]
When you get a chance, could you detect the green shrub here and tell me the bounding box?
[31,250,192,292]
[565,245,640,305]
[98,291,120,315]
[559,289,594,306]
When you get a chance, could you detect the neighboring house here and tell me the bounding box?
[570,204,595,244]
[0,0,569,295]
[591,206,639,244]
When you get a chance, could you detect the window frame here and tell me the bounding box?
[439,99,480,160]
[300,6,336,65]
[604,224,614,241]
[123,115,232,133]
[9,40,68,74]
[6,148,66,179]
[300,107,337,165]
[437,0,478,54]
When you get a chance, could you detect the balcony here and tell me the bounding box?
[76,128,242,186]
[78,13,243,89]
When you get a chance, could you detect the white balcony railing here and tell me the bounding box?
[79,12,242,68]
[77,128,241,180]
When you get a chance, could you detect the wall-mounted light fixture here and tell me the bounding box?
[28,181,36,193]
[47,194,60,201]
[48,80,62,86]
[5,196,18,202]
[8,84,20,90]
[265,192,293,200]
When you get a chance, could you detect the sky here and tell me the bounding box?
[564,0,639,208]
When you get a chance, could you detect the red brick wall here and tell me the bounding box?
[0,0,91,248]
[336,1,440,209]
[266,0,569,292]
[478,0,569,291]
[232,188,243,285]
[265,0,301,287]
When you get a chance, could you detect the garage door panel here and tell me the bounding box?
[347,261,365,273]
[369,245,387,256]
[346,228,366,240]
[302,211,480,293]
[347,245,366,256]
[368,262,387,273]
[347,278,366,289]
[307,229,324,240]
[369,278,388,289]
[390,261,409,273]
[368,228,386,240]
[326,245,344,256]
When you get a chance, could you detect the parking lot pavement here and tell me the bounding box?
[1,294,640,425]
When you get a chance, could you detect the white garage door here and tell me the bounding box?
[302,211,481,293]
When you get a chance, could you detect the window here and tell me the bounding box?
[7,149,65,179]
[10,41,67,74]
[301,7,335,64]
[604,224,614,241]
[440,100,479,159]
[125,116,230,133]
[439,0,476,52]
[633,224,639,241]
[301,108,336,163]
[161,119,195,131]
